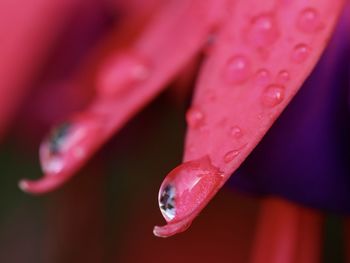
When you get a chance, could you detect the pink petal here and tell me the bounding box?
[20,0,226,194]
[155,0,345,237]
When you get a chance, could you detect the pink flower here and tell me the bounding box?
[4,0,345,240]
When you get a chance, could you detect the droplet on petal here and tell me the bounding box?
[224,55,251,84]
[291,43,311,63]
[262,84,285,107]
[296,7,322,33]
[229,125,243,139]
[246,13,279,49]
[40,123,71,174]
[97,53,150,97]
[159,184,176,221]
[158,156,223,223]
[277,70,290,84]
[186,107,205,129]
[39,117,98,175]
[254,69,271,86]
[223,150,240,163]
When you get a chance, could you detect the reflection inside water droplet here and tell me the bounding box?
[47,122,71,155]
[40,123,72,174]
[159,184,176,220]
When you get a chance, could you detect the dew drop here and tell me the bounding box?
[47,123,71,155]
[223,150,240,163]
[98,54,149,97]
[40,123,71,174]
[186,107,205,128]
[297,7,322,33]
[230,126,243,139]
[158,156,223,222]
[291,44,311,63]
[224,55,251,84]
[262,84,285,107]
[159,184,176,220]
[247,13,279,49]
[254,69,271,86]
[277,70,290,84]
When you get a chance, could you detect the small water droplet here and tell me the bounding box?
[291,44,311,63]
[223,150,240,163]
[254,69,271,86]
[262,84,285,107]
[230,126,243,139]
[98,54,149,96]
[158,156,223,222]
[297,7,322,33]
[277,70,290,84]
[224,55,251,84]
[186,107,205,128]
[247,13,279,49]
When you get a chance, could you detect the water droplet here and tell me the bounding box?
[39,117,97,175]
[47,123,71,155]
[254,69,271,86]
[98,54,149,97]
[186,107,205,128]
[223,150,240,163]
[224,55,251,84]
[40,123,71,174]
[247,13,279,49]
[230,126,243,139]
[158,156,223,222]
[297,8,322,33]
[277,70,290,84]
[262,84,285,107]
[159,184,176,220]
[291,44,311,63]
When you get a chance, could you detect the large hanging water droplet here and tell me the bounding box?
[262,84,285,107]
[186,107,205,129]
[247,13,279,49]
[97,53,150,97]
[224,55,251,84]
[158,156,223,222]
[291,44,311,63]
[296,7,322,33]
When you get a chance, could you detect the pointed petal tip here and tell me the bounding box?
[18,179,29,193]
[153,218,193,238]
[17,173,68,195]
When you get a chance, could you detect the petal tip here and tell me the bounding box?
[18,179,29,193]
